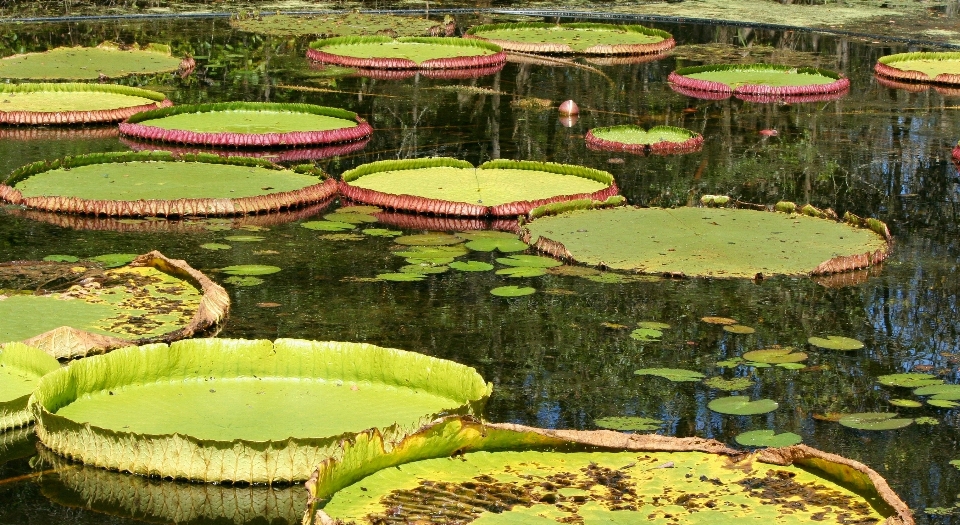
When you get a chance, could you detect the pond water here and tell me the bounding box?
[1,11,959,525]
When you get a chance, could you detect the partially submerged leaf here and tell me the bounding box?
[377,273,426,282]
[43,254,79,263]
[399,264,449,275]
[593,416,663,431]
[324,212,377,224]
[224,235,265,242]
[723,324,755,334]
[734,429,802,447]
[808,336,864,351]
[708,395,778,415]
[914,417,939,425]
[637,321,670,330]
[702,316,738,325]
[223,276,264,287]
[362,228,403,237]
[89,253,138,268]
[629,328,662,341]
[888,399,922,408]
[200,243,232,251]
[838,413,913,431]
[394,234,464,246]
[635,368,704,382]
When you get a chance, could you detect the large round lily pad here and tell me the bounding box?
[586,125,703,155]
[0,251,228,359]
[708,395,779,415]
[838,413,913,431]
[303,417,911,525]
[875,52,960,86]
[465,22,675,55]
[231,12,454,38]
[522,206,890,278]
[307,36,506,71]
[0,43,190,80]
[0,83,171,125]
[1,151,337,217]
[341,158,618,218]
[31,338,492,483]
[119,102,372,148]
[668,64,850,102]
[0,342,59,431]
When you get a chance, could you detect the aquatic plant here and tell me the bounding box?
[119,102,372,148]
[0,43,192,80]
[668,63,850,102]
[0,83,171,125]
[230,12,454,38]
[586,125,703,155]
[875,52,960,86]
[0,343,59,431]
[465,22,674,55]
[121,136,372,163]
[307,36,506,71]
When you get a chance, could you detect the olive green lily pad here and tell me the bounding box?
[496,255,563,268]
[888,399,923,408]
[31,338,492,483]
[734,430,802,447]
[0,342,60,431]
[629,328,662,341]
[741,348,807,364]
[838,413,913,431]
[378,273,426,282]
[723,324,755,334]
[522,207,888,278]
[708,396,779,415]
[637,321,670,330]
[464,237,529,252]
[0,45,185,80]
[495,267,547,278]
[928,399,960,408]
[43,255,79,263]
[877,52,960,82]
[593,416,663,431]
[231,12,450,38]
[324,212,378,224]
[311,37,499,65]
[399,264,449,275]
[490,286,536,297]
[877,373,943,388]
[635,368,704,382]
[449,261,494,272]
[200,243,232,251]
[466,22,672,54]
[394,233,464,246]
[589,125,700,147]
[0,83,167,119]
[362,228,403,237]
[224,235,265,242]
[90,253,139,268]
[703,377,753,391]
[302,221,356,231]
[224,276,264,287]
[913,384,960,400]
[716,357,744,367]
[808,336,865,351]
[221,265,281,276]
[456,230,521,241]
[702,316,738,325]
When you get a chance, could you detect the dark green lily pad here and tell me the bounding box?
[90,253,139,268]
[928,399,960,408]
[449,261,494,272]
[703,377,753,391]
[877,373,943,388]
[324,212,377,224]
[302,221,355,231]
[708,396,778,415]
[221,265,281,276]
[593,416,663,432]
[808,336,864,351]
[224,235,265,242]
[495,267,547,278]
[734,430,802,447]
[490,286,536,297]
[394,234,464,246]
[496,255,562,268]
[464,238,529,253]
[362,228,403,237]
[377,273,425,282]
[637,321,670,330]
[838,413,912,431]
[635,368,704,382]
[888,399,922,408]
[43,255,79,263]
[223,276,264,287]
[723,324,755,334]
[741,348,807,364]
[629,328,662,341]
[200,243,232,251]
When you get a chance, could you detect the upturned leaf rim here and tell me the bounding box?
[464,22,675,56]
[307,36,507,71]
[0,83,171,126]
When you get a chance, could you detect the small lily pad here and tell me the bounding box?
[838,412,913,430]
[362,228,404,237]
[224,235,265,242]
[708,396,778,415]
[394,233,464,246]
[449,261,494,272]
[742,347,807,364]
[630,328,662,341]
[221,265,282,276]
[594,416,663,432]
[399,264,449,275]
[495,267,547,278]
[637,321,670,330]
[324,212,378,224]
[301,221,355,231]
[703,377,753,391]
[200,243,232,251]
[43,254,79,262]
[877,373,943,388]
[734,429,802,447]
[888,399,923,408]
[702,316,738,325]
[915,417,940,425]
[776,363,806,370]
[914,384,960,400]
[377,272,426,282]
[490,285,536,297]
[496,255,562,268]
[928,399,960,408]
[723,324,755,334]
[90,253,138,268]
[635,368,704,382]
[223,276,264,287]
[464,238,529,253]
[808,336,864,351]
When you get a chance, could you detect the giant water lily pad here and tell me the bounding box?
[708,396,779,415]
[1,151,337,217]
[586,125,703,155]
[635,368,704,382]
[31,338,491,483]
[465,22,674,55]
[875,52,960,86]
[522,206,889,278]
[0,251,227,359]
[669,64,849,101]
[308,36,505,71]
[120,102,372,148]
[0,343,60,431]
[0,83,171,125]
[231,12,453,38]
[838,413,913,431]
[0,44,188,80]
[303,417,910,525]
[340,158,618,217]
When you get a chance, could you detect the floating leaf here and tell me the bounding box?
[377,273,425,282]
[223,276,264,287]
[546,265,601,277]
[637,321,670,330]
[747,362,772,368]
[324,212,377,224]
[708,396,778,415]
[808,336,864,351]
[928,399,960,408]
[490,286,536,297]
[716,357,744,367]
[703,376,753,391]
[634,368,704,382]
[593,416,663,431]
[915,417,939,425]
[464,238,529,253]
[723,324,755,334]
[399,264,449,275]
[43,254,79,262]
[496,255,563,268]
[914,384,960,400]
[584,273,633,284]
[362,228,403,237]
[888,399,922,408]
[319,234,365,241]
[338,205,382,214]
[629,328,662,341]
[221,265,281,276]
[776,363,806,370]
[702,316,738,325]
[838,413,913,431]
[394,234,464,246]
[238,225,268,232]
[301,221,355,231]
[393,245,469,261]
[449,261,494,272]
[224,235,265,242]
[735,430,802,447]
[200,243,232,251]
[495,267,547,278]
[742,348,807,364]
[877,373,943,388]
[600,322,630,330]
[90,253,138,268]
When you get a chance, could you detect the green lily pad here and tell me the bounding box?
[914,384,960,401]
[675,64,845,90]
[888,399,922,408]
[221,265,281,276]
[808,336,864,351]
[393,245,469,259]
[838,413,913,431]
[302,221,355,231]
[89,253,139,268]
[496,255,562,268]
[224,235,265,242]
[42,255,79,263]
[377,273,426,282]
[777,363,807,370]
[708,396,779,415]
[915,417,939,425]
[490,286,536,297]
[495,267,547,278]
[324,212,378,224]
[702,316,738,325]
[634,368,704,382]
[589,125,700,149]
[877,373,943,388]
[466,22,672,54]
[703,377,753,391]
[748,362,772,368]
[741,348,807,364]
[449,261,494,272]
[311,37,500,66]
[629,328,662,341]
[716,357,744,367]
[584,273,633,284]
[200,243,232,251]
[723,324,755,334]
[0,342,61,431]
[734,430,802,447]
[464,238,530,253]
[399,264,449,275]
[928,399,960,408]
[637,321,670,330]
[223,276,264,287]
[394,233,464,246]
[593,416,663,432]
[362,228,403,237]
[0,45,185,80]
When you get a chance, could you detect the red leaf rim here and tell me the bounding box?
[119,115,372,148]
[0,127,119,141]
[953,143,960,164]
[306,47,506,71]
[463,34,675,56]
[120,136,371,163]
[875,60,960,87]
[0,177,338,218]
[368,209,520,233]
[585,129,704,156]
[0,99,172,126]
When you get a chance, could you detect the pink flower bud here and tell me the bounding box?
[558,99,579,115]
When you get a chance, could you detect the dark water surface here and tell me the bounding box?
[1,12,959,525]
